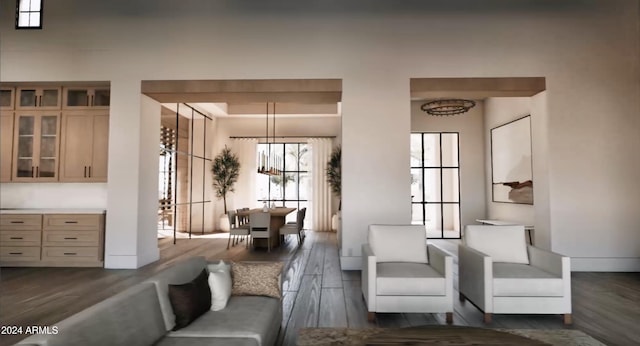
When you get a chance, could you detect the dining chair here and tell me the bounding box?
[227,210,250,249]
[279,209,304,245]
[249,211,272,252]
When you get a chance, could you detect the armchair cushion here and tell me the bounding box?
[376,262,445,296]
[493,263,564,297]
[369,224,428,263]
[464,225,529,264]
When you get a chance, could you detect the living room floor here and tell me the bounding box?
[1,231,639,346]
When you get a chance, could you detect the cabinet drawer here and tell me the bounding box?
[42,246,99,261]
[0,231,41,246]
[43,231,98,247]
[0,246,41,261]
[0,214,42,231]
[43,214,102,231]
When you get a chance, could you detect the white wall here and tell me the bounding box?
[411,101,486,234]
[1,0,638,270]
[0,183,107,208]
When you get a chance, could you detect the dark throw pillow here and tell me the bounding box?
[168,269,211,330]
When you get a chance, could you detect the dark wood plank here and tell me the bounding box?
[319,288,348,327]
[322,245,342,288]
[304,233,327,275]
[342,280,377,329]
[282,274,322,346]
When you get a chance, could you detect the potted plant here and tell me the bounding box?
[326,145,341,231]
[212,146,240,232]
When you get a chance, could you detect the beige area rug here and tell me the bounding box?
[297,327,606,346]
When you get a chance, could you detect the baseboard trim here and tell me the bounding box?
[104,255,139,269]
[571,257,640,272]
[340,256,361,270]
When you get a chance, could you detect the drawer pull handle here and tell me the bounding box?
[63,252,77,255]
[64,237,78,240]
[9,252,23,255]
[9,237,24,240]
[10,221,24,224]
[64,221,79,224]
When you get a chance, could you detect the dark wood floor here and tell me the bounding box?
[1,231,639,346]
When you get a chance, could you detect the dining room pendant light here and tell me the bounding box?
[257,102,282,176]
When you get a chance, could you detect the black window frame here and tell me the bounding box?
[257,142,309,212]
[411,132,462,239]
[15,0,43,30]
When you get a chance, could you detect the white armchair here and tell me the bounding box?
[361,224,454,323]
[458,225,572,324]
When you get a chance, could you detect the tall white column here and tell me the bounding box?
[104,79,160,268]
[340,74,411,270]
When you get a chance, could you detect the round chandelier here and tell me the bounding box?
[420,99,476,116]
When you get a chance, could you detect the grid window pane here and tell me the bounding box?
[442,133,459,167]
[29,13,41,27]
[411,132,461,239]
[257,143,309,214]
[411,203,424,224]
[410,168,423,202]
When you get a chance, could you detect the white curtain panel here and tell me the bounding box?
[309,138,333,232]
[231,138,258,210]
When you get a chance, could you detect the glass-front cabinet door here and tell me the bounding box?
[16,87,61,110]
[13,111,60,181]
[63,87,110,109]
[0,88,15,110]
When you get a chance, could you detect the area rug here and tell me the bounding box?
[297,327,606,346]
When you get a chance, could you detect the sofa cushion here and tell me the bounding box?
[231,261,284,299]
[145,256,208,331]
[376,262,445,295]
[169,269,212,330]
[209,269,232,311]
[493,263,564,297]
[168,296,282,346]
[17,283,166,346]
[464,225,529,264]
[369,224,428,263]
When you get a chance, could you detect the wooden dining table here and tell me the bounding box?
[237,207,296,249]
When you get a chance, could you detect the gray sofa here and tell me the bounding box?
[15,257,283,346]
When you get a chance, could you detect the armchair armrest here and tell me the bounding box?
[427,244,453,277]
[361,244,377,311]
[528,245,570,278]
[458,244,493,312]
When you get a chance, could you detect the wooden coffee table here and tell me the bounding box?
[365,326,550,345]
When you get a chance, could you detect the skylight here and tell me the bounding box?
[16,0,43,29]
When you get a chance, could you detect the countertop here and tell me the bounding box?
[0,208,106,214]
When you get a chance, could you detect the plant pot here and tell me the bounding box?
[331,212,341,231]
[219,215,230,232]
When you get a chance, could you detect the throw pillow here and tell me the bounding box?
[168,269,211,330]
[231,261,284,299]
[208,269,232,311]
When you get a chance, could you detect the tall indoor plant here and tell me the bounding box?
[326,144,341,208]
[212,146,240,218]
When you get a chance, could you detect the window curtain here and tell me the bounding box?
[308,138,333,232]
[231,138,258,210]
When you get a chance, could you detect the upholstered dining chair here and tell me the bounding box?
[286,207,306,239]
[458,225,572,324]
[226,210,250,249]
[362,224,454,323]
[249,211,272,252]
[279,209,304,245]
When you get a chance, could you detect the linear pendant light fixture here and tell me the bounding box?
[257,102,282,176]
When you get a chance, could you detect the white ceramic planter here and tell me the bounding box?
[219,215,230,232]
